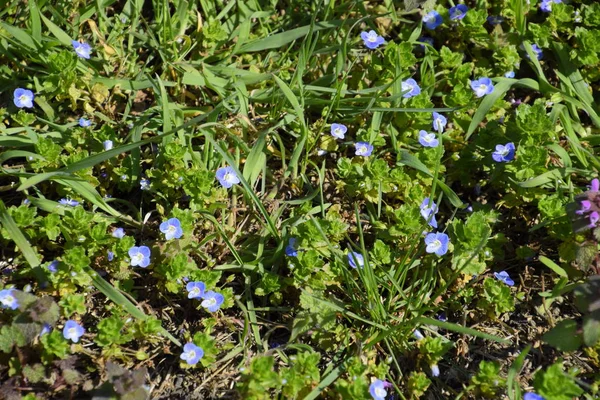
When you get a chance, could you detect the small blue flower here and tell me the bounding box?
[524,393,545,400]
[59,198,80,207]
[432,112,447,132]
[492,142,516,162]
[107,251,114,262]
[423,11,443,30]
[494,271,515,286]
[417,36,434,48]
[180,343,204,365]
[128,245,151,268]
[330,123,347,139]
[418,130,439,148]
[437,312,447,321]
[449,4,468,20]
[201,291,225,312]
[79,118,92,127]
[424,232,450,256]
[354,142,374,157]
[540,0,561,12]
[40,323,52,336]
[413,329,425,340]
[505,71,515,78]
[48,260,59,273]
[347,251,364,269]
[112,227,125,238]
[216,166,241,189]
[140,178,151,190]
[369,379,389,400]
[63,320,85,342]
[401,78,421,98]
[71,40,92,59]
[530,44,543,60]
[360,30,385,49]
[13,88,34,108]
[103,140,113,151]
[285,238,298,257]
[186,281,206,299]
[487,16,504,25]
[431,364,440,377]
[160,217,183,240]
[0,288,19,310]
[420,198,438,229]
[470,77,494,98]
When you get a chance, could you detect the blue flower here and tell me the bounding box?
[418,130,439,148]
[487,16,504,25]
[540,0,561,12]
[424,232,450,256]
[431,364,440,377]
[107,251,114,261]
[140,178,151,190]
[401,78,421,98]
[505,71,515,78]
[0,288,19,310]
[186,281,206,299]
[216,166,240,189]
[330,123,347,139]
[449,4,468,20]
[360,30,385,49]
[71,40,92,59]
[285,238,298,257]
[492,142,516,162]
[494,271,515,286]
[524,393,545,400]
[128,245,151,268]
[201,291,225,312]
[348,251,364,269]
[13,88,34,108]
[79,118,92,127]
[369,379,389,400]
[160,217,183,240]
[420,198,438,229]
[40,323,52,336]
[413,329,425,340]
[354,142,374,157]
[417,36,434,48]
[59,198,80,207]
[432,112,447,132]
[103,140,113,150]
[423,11,443,30]
[530,44,543,60]
[63,320,85,342]
[112,227,125,238]
[470,77,494,97]
[48,260,59,273]
[180,343,204,365]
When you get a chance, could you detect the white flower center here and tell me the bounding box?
[167,225,177,234]
[431,239,442,250]
[19,95,28,103]
[190,287,200,296]
[435,118,443,128]
[367,32,378,42]
[424,133,435,143]
[68,327,77,337]
[186,350,196,360]
[402,82,413,92]
[2,295,14,306]
[132,253,144,264]
[206,297,217,306]
[498,147,509,156]
[357,146,366,155]
[479,84,487,91]
[375,387,387,397]
[334,128,343,135]
[224,172,236,183]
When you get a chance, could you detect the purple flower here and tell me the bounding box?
[180,343,204,365]
[432,112,447,132]
[419,130,439,148]
[216,166,240,189]
[505,71,515,78]
[330,123,347,139]
[59,198,80,207]
[369,379,389,400]
[540,0,561,12]
[401,78,421,98]
[112,227,125,238]
[492,142,515,162]
[160,217,183,240]
[201,291,225,312]
[128,246,151,268]
[348,251,364,269]
[589,211,600,228]
[13,88,34,108]
[79,118,92,127]
[48,260,59,273]
[360,30,385,49]
[494,271,515,286]
[354,142,374,157]
[63,320,85,342]
[0,289,18,310]
[524,394,545,400]
[420,198,438,229]
[449,4,468,20]
[487,16,504,25]
[424,232,449,256]
[285,238,298,257]
[470,77,494,97]
[576,200,592,215]
[590,178,600,192]
[423,11,443,30]
[186,281,206,299]
[71,40,92,59]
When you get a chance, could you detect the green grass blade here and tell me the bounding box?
[0,199,41,268]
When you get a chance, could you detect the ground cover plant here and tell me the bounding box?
[1,0,600,398]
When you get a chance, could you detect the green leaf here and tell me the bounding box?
[0,199,41,267]
[542,319,582,352]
